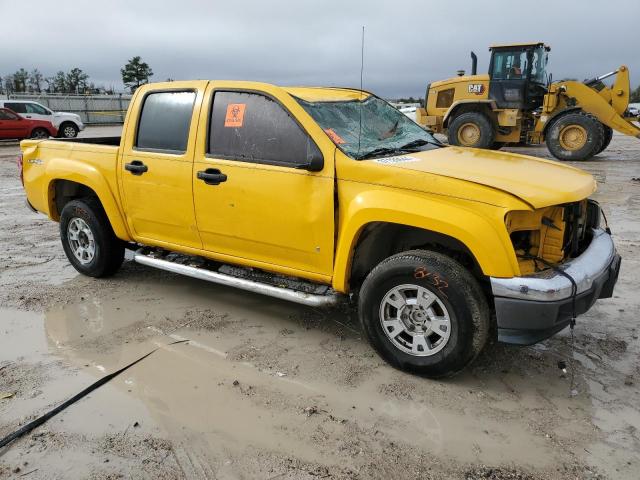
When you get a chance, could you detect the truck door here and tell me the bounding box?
[119,83,207,249]
[192,87,335,279]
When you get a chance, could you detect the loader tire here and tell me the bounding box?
[596,125,613,155]
[358,249,490,378]
[60,198,125,278]
[546,111,605,161]
[448,112,495,149]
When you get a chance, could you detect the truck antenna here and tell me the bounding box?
[357,25,365,156]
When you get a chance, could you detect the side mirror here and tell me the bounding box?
[305,150,324,172]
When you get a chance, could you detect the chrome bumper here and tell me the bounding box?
[490,228,616,302]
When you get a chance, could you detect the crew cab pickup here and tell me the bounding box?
[19,81,621,377]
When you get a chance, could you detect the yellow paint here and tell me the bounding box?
[420,42,639,145]
[284,86,370,102]
[20,80,599,295]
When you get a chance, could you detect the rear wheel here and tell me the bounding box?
[30,128,49,139]
[59,122,79,138]
[358,250,490,378]
[60,198,125,277]
[447,112,495,149]
[546,111,604,161]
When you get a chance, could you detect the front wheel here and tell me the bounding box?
[358,250,490,378]
[546,111,604,161]
[595,125,613,155]
[59,122,79,138]
[60,198,125,277]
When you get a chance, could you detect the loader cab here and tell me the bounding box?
[488,43,550,111]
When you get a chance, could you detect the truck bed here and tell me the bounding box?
[53,136,121,146]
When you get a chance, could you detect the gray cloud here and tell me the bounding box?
[2,0,639,97]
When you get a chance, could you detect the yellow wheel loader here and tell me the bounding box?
[415,42,640,160]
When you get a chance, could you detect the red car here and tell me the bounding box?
[0,107,57,140]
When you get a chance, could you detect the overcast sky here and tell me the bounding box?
[2,0,639,97]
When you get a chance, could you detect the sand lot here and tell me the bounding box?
[0,127,638,479]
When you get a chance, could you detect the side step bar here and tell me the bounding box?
[132,250,342,308]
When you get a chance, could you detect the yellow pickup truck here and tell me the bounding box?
[19,81,621,377]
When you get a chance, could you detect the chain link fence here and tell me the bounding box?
[5,93,132,125]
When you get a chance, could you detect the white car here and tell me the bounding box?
[0,100,84,138]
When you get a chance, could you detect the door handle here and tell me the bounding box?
[124,160,148,175]
[197,168,227,185]
[25,115,32,118]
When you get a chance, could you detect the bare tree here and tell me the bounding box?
[13,68,29,93]
[4,74,15,94]
[28,69,44,93]
[52,71,67,93]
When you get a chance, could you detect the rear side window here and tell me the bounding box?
[136,91,195,153]
[26,103,49,115]
[209,91,320,167]
[5,103,26,114]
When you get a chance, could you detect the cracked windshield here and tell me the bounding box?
[296,95,440,159]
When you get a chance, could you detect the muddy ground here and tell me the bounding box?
[0,127,639,479]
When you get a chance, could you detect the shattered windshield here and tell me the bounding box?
[295,95,441,160]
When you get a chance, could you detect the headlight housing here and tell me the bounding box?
[505,199,601,275]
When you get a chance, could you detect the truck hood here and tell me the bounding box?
[363,146,596,209]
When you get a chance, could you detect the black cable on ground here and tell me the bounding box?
[518,254,579,395]
[0,339,189,450]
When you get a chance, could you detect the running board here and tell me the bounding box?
[132,250,342,308]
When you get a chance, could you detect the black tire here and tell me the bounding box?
[489,141,505,150]
[58,122,79,138]
[358,250,490,378]
[60,198,125,277]
[447,112,495,149]
[30,127,49,139]
[545,111,605,161]
[596,125,613,155]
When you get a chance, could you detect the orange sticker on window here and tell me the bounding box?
[224,103,246,127]
[324,128,345,144]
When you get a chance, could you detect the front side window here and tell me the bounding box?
[136,91,195,153]
[296,95,439,160]
[492,50,528,80]
[26,103,49,115]
[5,103,26,114]
[209,91,321,168]
[0,109,19,120]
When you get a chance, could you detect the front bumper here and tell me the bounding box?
[490,228,621,345]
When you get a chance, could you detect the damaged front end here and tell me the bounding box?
[506,199,603,275]
[491,199,621,345]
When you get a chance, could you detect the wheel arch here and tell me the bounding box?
[331,192,519,294]
[347,222,486,293]
[48,175,131,241]
[443,100,497,127]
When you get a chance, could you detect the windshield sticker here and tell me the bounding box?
[224,103,246,127]
[324,128,346,144]
[374,156,420,165]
